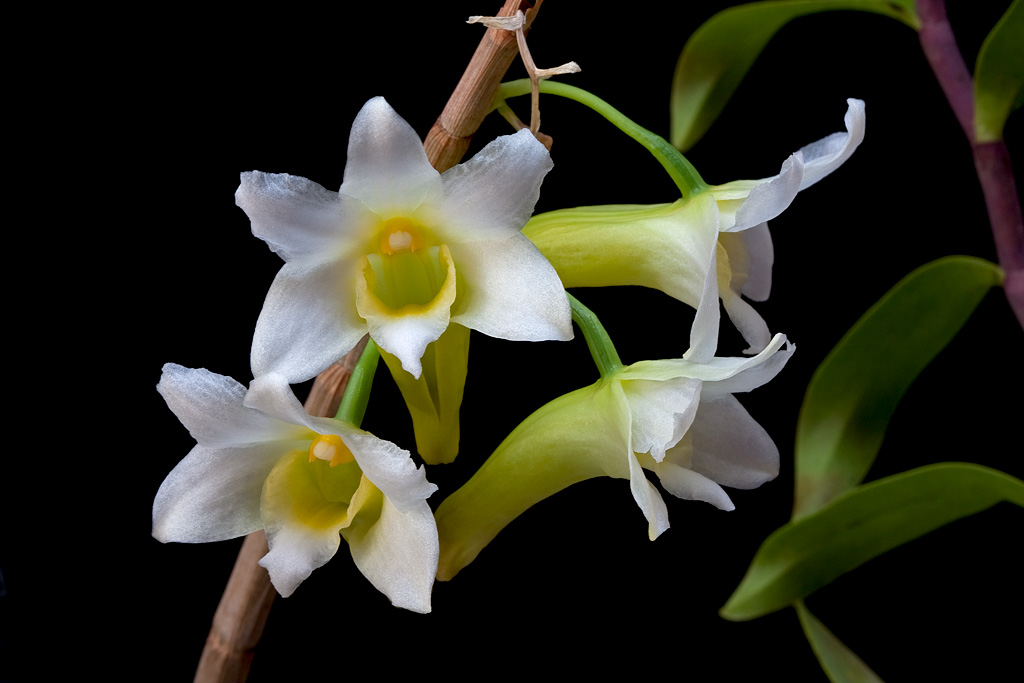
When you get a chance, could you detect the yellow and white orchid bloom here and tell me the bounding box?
[524,99,865,353]
[435,333,794,580]
[152,364,438,613]
[238,96,572,385]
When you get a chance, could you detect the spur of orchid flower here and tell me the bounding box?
[238,96,572,385]
[152,364,438,613]
[524,98,865,352]
[434,331,794,581]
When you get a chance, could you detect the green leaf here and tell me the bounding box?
[720,463,1024,621]
[670,0,919,151]
[974,0,1024,142]
[793,256,1002,519]
[796,601,884,683]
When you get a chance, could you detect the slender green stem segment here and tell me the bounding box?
[568,293,623,378]
[496,79,708,199]
[335,339,380,428]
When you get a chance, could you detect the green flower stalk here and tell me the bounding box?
[496,79,707,199]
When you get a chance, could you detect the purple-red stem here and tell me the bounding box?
[975,141,1024,322]
[917,0,1024,328]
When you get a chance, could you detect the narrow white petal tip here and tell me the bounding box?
[369,323,431,379]
[360,95,391,114]
[258,525,342,599]
[705,487,736,511]
[730,153,804,232]
[258,554,305,598]
[846,98,866,121]
[795,98,866,190]
[399,354,424,379]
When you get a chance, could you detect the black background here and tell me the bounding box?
[5,1,1022,680]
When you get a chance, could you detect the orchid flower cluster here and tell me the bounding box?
[153,84,864,612]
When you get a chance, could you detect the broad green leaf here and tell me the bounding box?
[974,0,1024,142]
[793,256,1001,519]
[796,600,884,683]
[670,0,919,151]
[721,463,1024,621]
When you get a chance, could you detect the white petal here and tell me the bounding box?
[721,289,773,354]
[366,315,446,379]
[449,233,572,342]
[340,97,442,216]
[346,496,438,614]
[627,450,671,540]
[798,98,866,190]
[652,459,735,511]
[717,98,865,232]
[243,373,319,429]
[435,129,553,242]
[153,443,288,543]
[621,377,702,462]
[236,172,376,262]
[702,334,795,396]
[628,333,791,388]
[727,153,804,232]
[251,257,367,384]
[715,225,774,353]
[157,364,297,446]
[687,396,779,489]
[327,431,437,513]
[721,223,774,302]
[684,218,723,363]
[259,524,342,598]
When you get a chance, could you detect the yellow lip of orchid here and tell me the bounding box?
[524,99,865,354]
[152,365,439,613]
[237,96,573,386]
[355,242,459,369]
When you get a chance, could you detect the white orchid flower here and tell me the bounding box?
[434,333,794,580]
[238,96,572,385]
[152,364,439,613]
[524,99,865,353]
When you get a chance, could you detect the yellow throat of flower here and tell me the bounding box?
[358,216,457,314]
[263,436,365,532]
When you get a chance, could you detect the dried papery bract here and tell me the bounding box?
[468,10,580,134]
